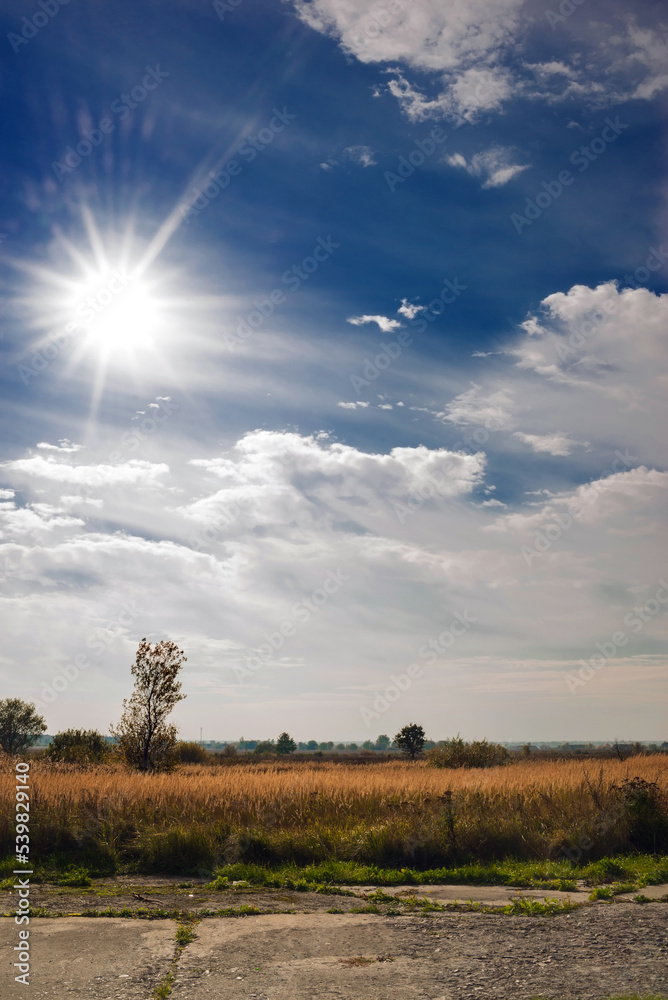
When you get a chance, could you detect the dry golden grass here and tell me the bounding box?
[2,756,666,872]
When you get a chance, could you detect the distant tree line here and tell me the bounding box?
[1,641,665,772]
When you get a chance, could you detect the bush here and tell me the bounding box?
[427,736,509,769]
[175,741,210,764]
[46,729,110,764]
[614,777,668,852]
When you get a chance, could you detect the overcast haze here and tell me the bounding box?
[0,0,666,742]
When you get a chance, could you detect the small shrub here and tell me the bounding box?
[46,729,110,765]
[175,741,210,764]
[614,777,668,852]
[427,736,509,769]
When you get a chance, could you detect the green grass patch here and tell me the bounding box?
[205,855,668,890]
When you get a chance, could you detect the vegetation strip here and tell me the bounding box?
[152,914,199,1000]
[2,756,666,879]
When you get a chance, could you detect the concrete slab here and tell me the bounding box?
[0,917,175,999]
[353,883,585,905]
[171,913,448,1000]
[616,882,668,901]
[171,908,668,1000]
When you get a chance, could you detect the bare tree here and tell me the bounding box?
[111,639,186,771]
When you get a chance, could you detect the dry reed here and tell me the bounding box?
[2,756,666,873]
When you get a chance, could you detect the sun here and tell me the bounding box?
[65,266,163,353]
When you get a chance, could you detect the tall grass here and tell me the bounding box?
[1,756,666,876]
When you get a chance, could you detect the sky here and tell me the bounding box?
[0,0,666,743]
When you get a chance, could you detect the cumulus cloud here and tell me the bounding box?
[446,146,529,188]
[398,298,425,319]
[440,283,668,470]
[2,279,666,739]
[347,314,403,333]
[288,1,668,122]
[337,401,370,409]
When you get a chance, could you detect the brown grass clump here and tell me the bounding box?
[1,756,666,874]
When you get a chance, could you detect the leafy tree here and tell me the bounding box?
[276,732,297,754]
[46,729,109,764]
[253,740,275,754]
[0,699,47,755]
[362,740,374,750]
[306,740,318,750]
[110,638,187,771]
[394,723,426,760]
[375,734,391,751]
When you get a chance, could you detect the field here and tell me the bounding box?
[2,755,667,882]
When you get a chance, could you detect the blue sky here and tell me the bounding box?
[0,0,667,742]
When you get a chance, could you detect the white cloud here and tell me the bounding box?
[347,314,403,333]
[36,440,83,454]
[1,456,169,488]
[440,384,517,430]
[289,1,668,121]
[2,280,667,741]
[446,283,668,472]
[337,401,370,409]
[446,145,529,188]
[398,298,425,319]
[343,144,377,167]
[513,432,587,457]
